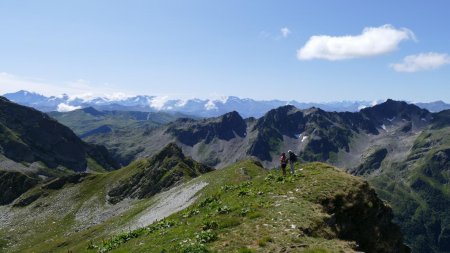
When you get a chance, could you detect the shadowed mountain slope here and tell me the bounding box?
[0,97,119,205]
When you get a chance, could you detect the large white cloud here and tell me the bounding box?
[297,24,415,61]
[390,52,450,72]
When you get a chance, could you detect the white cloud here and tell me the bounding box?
[56,103,82,112]
[104,92,131,101]
[204,100,218,110]
[175,99,188,107]
[67,92,95,102]
[390,52,450,72]
[281,27,291,38]
[149,96,170,110]
[297,24,415,61]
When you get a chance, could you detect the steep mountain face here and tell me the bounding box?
[360,99,432,126]
[108,143,212,204]
[0,171,38,205]
[0,97,118,172]
[0,97,119,205]
[248,106,379,162]
[166,111,246,146]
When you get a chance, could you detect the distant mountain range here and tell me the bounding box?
[5,90,450,117]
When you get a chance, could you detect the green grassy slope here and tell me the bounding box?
[1,160,409,253]
[89,161,407,253]
[48,108,180,136]
[369,125,450,253]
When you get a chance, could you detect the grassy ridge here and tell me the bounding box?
[1,161,407,253]
[86,161,405,253]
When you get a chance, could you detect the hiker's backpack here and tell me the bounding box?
[290,153,297,162]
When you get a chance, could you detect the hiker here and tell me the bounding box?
[288,150,297,174]
[280,152,287,176]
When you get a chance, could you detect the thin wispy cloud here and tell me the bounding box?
[281,27,291,38]
[297,24,415,61]
[390,52,450,73]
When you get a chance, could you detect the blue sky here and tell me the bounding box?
[0,0,449,102]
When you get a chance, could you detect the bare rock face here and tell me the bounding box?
[166,111,246,146]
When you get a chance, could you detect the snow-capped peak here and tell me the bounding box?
[3,90,450,118]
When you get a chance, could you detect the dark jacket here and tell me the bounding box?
[288,152,297,162]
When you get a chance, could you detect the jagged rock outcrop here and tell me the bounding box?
[0,171,38,205]
[361,99,431,125]
[166,111,246,146]
[321,181,410,253]
[247,105,378,162]
[107,143,212,204]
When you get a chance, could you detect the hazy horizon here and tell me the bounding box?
[3,89,450,105]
